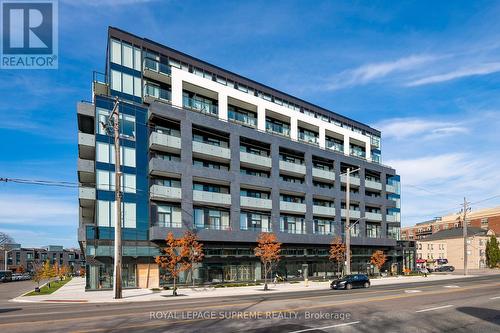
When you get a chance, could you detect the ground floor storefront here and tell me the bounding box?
[84,242,409,290]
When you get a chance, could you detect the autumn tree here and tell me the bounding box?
[183,231,204,286]
[370,250,387,276]
[155,232,190,296]
[60,265,70,280]
[41,260,55,287]
[329,236,346,278]
[254,233,281,291]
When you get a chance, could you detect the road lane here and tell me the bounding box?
[0,274,498,332]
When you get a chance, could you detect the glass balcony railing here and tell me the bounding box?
[228,110,257,127]
[240,226,272,232]
[144,58,172,76]
[266,122,290,137]
[144,83,171,101]
[183,96,218,116]
[326,140,344,152]
[152,221,182,228]
[350,147,366,158]
[298,132,319,145]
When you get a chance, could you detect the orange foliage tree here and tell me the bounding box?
[183,231,204,286]
[329,236,346,277]
[155,232,190,296]
[370,250,387,276]
[254,232,281,291]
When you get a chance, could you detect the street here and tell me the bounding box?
[0,274,499,333]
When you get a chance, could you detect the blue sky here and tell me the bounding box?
[1,0,500,248]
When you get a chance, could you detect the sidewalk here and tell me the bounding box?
[11,273,481,304]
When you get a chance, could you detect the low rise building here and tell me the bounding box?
[0,245,84,274]
[402,206,500,241]
[416,228,494,270]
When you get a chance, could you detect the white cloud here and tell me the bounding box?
[386,153,473,185]
[373,118,468,140]
[325,55,437,90]
[0,194,76,227]
[406,62,500,86]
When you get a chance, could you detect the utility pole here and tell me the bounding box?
[345,168,351,275]
[104,98,122,299]
[461,197,471,276]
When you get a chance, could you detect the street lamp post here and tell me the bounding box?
[345,217,366,275]
[341,167,360,276]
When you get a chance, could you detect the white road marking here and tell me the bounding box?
[444,285,460,288]
[288,321,360,333]
[416,305,453,313]
[490,296,500,300]
[405,290,422,293]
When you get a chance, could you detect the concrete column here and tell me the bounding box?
[271,141,281,233]
[358,168,366,238]
[319,127,326,149]
[290,117,298,141]
[343,135,350,156]
[181,118,194,228]
[254,262,262,281]
[171,69,183,109]
[257,105,266,131]
[365,142,371,161]
[218,93,228,121]
[230,133,240,231]
[304,151,314,235]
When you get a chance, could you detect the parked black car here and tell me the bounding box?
[435,265,455,272]
[331,274,370,290]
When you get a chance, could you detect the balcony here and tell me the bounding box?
[279,160,306,176]
[143,58,171,85]
[240,196,272,210]
[150,184,182,201]
[144,83,171,105]
[79,186,95,207]
[298,132,319,146]
[365,212,383,222]
[192,141,230,162]
[228,109,257,128]
[149,131,181,154]
[313,205,335,217]
[240,151,272,169]
[386,214,397,223]
[365,179,382,190]
[193,190,231,206]
[280,201,306,214]
[183,96,218,116]
[386,184,397,193]
[312,168,335,182]
[77,158,95,185]
[350,148,366,159]
[341,209,361,219]
[340,175,360,186]
[326,141,344,153]
[266,122,290,137]
[78,133,95,160]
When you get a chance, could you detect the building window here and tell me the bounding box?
[313,218,335,235]
[280,215,305,234]
[155,204,182,228]
[194,207,230,230]
[96,170,136,193]
[96,142,136,168]
[240,212,270,232]
[366,223,381,238]
[97,200,136,228]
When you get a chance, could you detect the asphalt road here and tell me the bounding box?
[0,275,499,333]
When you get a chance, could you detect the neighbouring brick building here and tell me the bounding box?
[402,206,500,241]
[416,228,495,270]
[0,245,84,274]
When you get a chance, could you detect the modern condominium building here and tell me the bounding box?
[77,27,402,290]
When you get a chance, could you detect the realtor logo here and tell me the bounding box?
[1,0,58,69]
